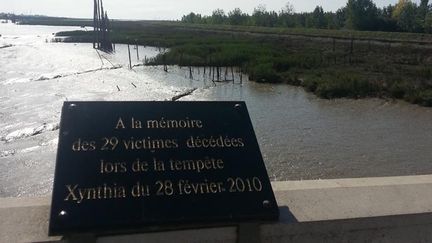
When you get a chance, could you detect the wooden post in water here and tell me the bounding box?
[97,0,102,49]
[97,0,101,49]
[208,58,212,78]
[224,67,228,81]
[93,0,112,52]
[163,54,168,72]
[100,3,106,49]
[231,66,234,83]
[127,44,132,69]
[93,0,98,49]
[135,41,139,60]
[189,66,193,79]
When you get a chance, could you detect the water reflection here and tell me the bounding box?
[151,66,432,181]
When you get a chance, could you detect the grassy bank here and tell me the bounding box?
[53,21,432,106]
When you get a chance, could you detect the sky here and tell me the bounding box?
[0,0,423,21]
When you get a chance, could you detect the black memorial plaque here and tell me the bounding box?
[49,101,279,236]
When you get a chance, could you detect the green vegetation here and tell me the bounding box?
[182,0,432,33]
[8,12,432,107]
[54,21,432,107]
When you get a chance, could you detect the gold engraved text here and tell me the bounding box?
[169,157,224,173]
[122,137,178,150]
[64,183,126,204]
[147,117,203,129]
[72,138,96,152]
[186,136,244,148]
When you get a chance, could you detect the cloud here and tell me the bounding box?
[0,0,422,20]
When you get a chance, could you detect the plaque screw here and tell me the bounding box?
[263,200,271,208]
[234,103,241,109]
[69,104,77,109]
[59,210,67,216]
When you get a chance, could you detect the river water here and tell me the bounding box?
[1,23,432,197]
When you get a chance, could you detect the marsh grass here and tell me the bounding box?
[55,21,432,106]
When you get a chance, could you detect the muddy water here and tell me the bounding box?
[139,66,432,181]
[1,23,432,197]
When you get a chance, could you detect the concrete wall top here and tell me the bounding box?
[1,175,432,243]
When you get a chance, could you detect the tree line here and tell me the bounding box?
[181,0,432,33]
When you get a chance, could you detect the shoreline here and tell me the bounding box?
[50,21,432,107]
[4,18,431,107]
